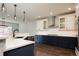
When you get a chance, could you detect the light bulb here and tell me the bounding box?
[50,12,53,15]
[68,8,71,11]
[14,16,16,20]
[38,16,41,18]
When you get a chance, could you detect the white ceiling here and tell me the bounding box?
[0,3,76,21]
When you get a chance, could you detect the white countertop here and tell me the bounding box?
[36,34,77,37]
[4,38,35,52]
[0,35,7,40]
[0,38,6,40]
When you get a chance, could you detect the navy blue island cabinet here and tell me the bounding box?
[34,35,77,50]
[4,44,34,56]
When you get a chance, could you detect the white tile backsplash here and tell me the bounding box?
[0,26,12,38]
[37,28,78,37]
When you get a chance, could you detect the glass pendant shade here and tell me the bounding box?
[14,4,17,20]
[1,3,7,20]
[23,11,26,22]
[1,3,6,13]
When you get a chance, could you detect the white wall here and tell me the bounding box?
[19,19,37,35]
[0,17,37,36]
[0,17,28,33]
[0,13,77,37]
[19,22,27,33]
[27,20,37,35]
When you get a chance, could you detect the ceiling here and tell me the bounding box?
[0,3,76,21]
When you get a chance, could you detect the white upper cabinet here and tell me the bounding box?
[36,18,48,31]
[36,13,76,31]
[58,13,76,31]
[36,16,56,31]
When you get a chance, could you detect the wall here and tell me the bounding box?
[0,17,37,36]
[0,13,77,36]
[0,17,27,33]
[26,20,37,35]
[19,19,37,36]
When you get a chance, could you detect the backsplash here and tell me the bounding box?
[37,28,78,37]
[0,26,12,38]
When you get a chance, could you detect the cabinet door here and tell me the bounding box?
[59,14,76,30]
[37,20,43,30]
[65,14,76,30]
[36,19,48,30]
[59,17,65,30]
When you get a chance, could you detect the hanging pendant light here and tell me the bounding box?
[1,3,6,13]
[1,3,7,26]
[14,4,17,20]
[1,3,7,19]
[23,11,26,22]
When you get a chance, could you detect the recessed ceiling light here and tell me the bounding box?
[68,8,71,11]
[50,12,53,15]
[38,16,41,18]
[7,14,10,17]
[76,6,79,9]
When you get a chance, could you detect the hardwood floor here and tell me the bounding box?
[35,44,76,56]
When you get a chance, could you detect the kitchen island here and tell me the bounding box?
[4,38,35,56]
[35,35,77,49]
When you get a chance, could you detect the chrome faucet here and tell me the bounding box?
[13,29,19,37]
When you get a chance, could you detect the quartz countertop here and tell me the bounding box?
[0,35,7,40]
[36,35,77,38]
[4,38,35,52]
[0,38,6,40]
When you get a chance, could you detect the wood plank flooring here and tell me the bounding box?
[35,44,76,56]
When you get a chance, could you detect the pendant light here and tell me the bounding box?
[1,3,7,26]
[14,4,17,20]
[23,11,26,22]
[1,3,6,13]
[1,3,7,19]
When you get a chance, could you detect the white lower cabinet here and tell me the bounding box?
[0,40,5,56]
[0,52,3,56]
